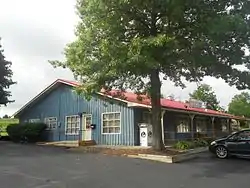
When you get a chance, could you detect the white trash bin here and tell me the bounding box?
[139,123,153,147]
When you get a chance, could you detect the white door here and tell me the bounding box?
[83,114,92,141]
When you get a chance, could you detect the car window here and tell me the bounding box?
[237,131,250,141]
[228,133,238,140]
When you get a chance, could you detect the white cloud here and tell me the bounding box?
[0,0,246,117]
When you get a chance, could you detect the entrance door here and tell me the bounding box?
[83,114,92,141]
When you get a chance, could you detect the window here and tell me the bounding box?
[44,117,57,130]
[177,120,190,133]
[142,111,152,124]
[29,119,40,123]
[65,115,80,135]
[196,119,207,133]
[237,131,250,140]
[221,119,228,132]
[102,112,121,134]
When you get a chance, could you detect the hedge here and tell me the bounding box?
[6,123,47,143]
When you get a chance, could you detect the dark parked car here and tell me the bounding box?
[209,129,250,159]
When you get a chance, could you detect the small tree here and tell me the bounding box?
[228,92,250,118]
[189,84,221,110]
[50,0,250,150]
[0,40,15,106]
[2,114,9,119]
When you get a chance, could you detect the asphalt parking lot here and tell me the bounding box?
[0,142,250,188]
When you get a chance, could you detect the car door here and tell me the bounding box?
[225,135,239,154]
[235,130,250,156]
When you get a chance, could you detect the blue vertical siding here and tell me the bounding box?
[19,84,135,146]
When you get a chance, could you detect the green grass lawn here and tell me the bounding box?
[0,118,19,136]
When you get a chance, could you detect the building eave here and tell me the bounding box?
[13,79,130,118]
[127,102,245,120]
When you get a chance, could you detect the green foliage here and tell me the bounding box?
[6,123,47,142]
[174,141,195,150]
[173,138,209,150]
[0,40,16,106]
[50,0,250,150]
[0,118,19,136]
[228,92,250,118]
[2,114,9,118]
[189,84,221,110]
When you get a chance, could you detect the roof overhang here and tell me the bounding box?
[13,79,130,118]
[127,102,245,120]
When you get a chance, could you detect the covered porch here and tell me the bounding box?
[162,109,243,145]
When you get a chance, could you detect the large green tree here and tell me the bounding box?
[228,92,250,118]
[0,40,15,106]
[51,0,250,150]
[189,84,221,110]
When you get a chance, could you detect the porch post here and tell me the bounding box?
[227,119,230,134]
[211,117,215,138]
[161,110,166,145]
[189,114,195,140]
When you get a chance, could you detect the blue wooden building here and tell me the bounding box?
[13,79,244,146]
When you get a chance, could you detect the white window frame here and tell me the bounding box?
[44,117,57,130]
[101,112,121,135]
[176,119,190,133]
[65,115,80,135]
[29,119,40,123]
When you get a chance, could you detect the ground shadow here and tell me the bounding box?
[189,154,250,178]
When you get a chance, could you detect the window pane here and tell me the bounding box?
[109,127,115,133]
[114,113,120,119]
[71,116,77,123]
[76,122,80,129]
[114,120,120,127]
[109,121,115,127]
[103,121,108,127]
[103,128,109,133]
[52,123,57,129]
[108,113,115,120]
[115,127,120,133]
[103,114,109,120]
[238,131,250,140]
[67,117,71,124]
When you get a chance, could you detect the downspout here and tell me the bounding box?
[161,110,166,147]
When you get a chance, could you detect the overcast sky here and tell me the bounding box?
[0,0,246,117]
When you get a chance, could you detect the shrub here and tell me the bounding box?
[6,123,23,142]
[173,138,210,150]
[173,141,195,150]
[6,123,47,143]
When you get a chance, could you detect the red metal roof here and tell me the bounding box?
[58,79,243,119]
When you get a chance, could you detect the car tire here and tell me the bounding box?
[215,146,228,159]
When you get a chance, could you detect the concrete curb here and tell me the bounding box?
[36,141,79,148]
[127,147,208,163]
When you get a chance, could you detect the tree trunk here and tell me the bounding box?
[150,69,164,150]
